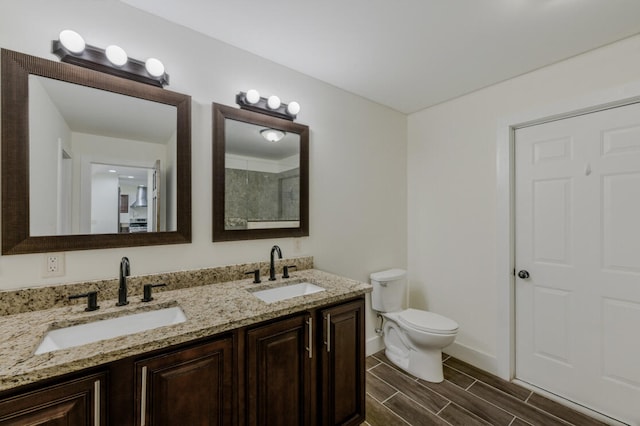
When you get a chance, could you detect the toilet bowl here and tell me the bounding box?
[370,269,458,383]
[381,309,457,382]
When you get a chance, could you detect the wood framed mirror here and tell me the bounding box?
[1,49,192,254]
[212,103,308,241]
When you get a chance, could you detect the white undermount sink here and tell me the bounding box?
[34,306,187,355]
[251,282,326,303]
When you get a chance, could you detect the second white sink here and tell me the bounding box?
[35,306,187,355]
[251,282,326,303]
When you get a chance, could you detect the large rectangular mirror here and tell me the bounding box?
[212,103,308,241]
[1,49,192,254]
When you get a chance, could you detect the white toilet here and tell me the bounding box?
[371,268,458,383]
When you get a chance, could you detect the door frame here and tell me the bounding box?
[495,80,640,381]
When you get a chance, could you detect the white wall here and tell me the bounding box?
[28,76,72,236]
[0,1,407,349]
[408,34,640,374]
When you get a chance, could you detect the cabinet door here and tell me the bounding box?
[246,313,314,426]
[319,298,365,426]
[135,336,234,426]
[0,372,106,426]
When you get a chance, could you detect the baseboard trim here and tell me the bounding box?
[443,341,499,376]
[366,334,385,356]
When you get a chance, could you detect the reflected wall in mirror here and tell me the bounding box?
[29,76,176,236]
[212,103,308,241]
[1,49,191,254]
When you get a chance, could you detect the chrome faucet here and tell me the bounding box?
[269,245,282,281]
[117,256,130,306]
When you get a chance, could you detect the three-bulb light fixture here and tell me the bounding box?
[236,89,300,142]
[52,29,169,87]
[236,89,300,121]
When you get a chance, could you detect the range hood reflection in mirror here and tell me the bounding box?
[28,75,175,236]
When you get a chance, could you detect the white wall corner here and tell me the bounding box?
[366,334,385,357]
[444,341,499,377]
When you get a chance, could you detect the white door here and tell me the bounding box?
[515,102,640,425]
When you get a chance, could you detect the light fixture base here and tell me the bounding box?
[52,40,169,87]
[236,92,298,121]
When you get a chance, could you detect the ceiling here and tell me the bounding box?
[122,0,640,114]
[36,76,175,143]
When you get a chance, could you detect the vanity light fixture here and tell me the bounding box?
[236,90,300,121]
[52,29,169,87]
[260,128,286,143]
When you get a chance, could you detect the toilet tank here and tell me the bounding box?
[370,269,407,312]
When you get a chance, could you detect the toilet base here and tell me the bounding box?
[385,346,445,383]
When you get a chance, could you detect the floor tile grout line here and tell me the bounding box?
[524,390,533,403]
[369,353,600,426]
[377,399,413,426]
[380,390,400,405]
[368,369,449,417]
[446,362,538,405]
[445,364,578,425]
[465,382,576,426]
[435,400,451,416]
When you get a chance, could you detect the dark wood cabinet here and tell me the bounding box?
[0,296,364,426]
[319,299,365,426]
[0,372,106,426]
[135,336,234,426]
[246,313,314,425]
[245,297,365,426]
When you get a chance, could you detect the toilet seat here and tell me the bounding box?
[397,309,458,335]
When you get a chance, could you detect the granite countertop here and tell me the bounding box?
[0,269,371,393]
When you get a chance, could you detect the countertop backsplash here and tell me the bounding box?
[0,256,314,316]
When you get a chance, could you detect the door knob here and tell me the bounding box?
[518,270,530,279]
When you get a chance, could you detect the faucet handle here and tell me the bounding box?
[69,291,100,312]
[245,269,261,283]
[282,265,297,279]
[142,283,167,302]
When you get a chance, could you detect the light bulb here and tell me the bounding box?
[267,95,281,110]
[59,30,85,54]
[145,58,165,77]
[246,89,260,104]
[287,101,300,116]
[105,45,128,67]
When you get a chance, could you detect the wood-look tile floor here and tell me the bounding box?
[364,351,609,426]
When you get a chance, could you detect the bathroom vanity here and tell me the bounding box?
[0,268,368,425]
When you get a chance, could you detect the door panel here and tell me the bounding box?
[515,102,640,425]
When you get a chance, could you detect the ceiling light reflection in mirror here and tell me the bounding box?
[224,118,300,231]
[28,75,178,237]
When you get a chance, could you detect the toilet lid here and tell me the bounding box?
[397,309,459,334]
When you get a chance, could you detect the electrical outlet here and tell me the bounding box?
[43,253,65,277]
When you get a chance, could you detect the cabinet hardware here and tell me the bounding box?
[325,314,331,352]
[306,317,313,358]
[140,366,148,426]
[94,380,100,426]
